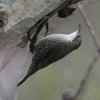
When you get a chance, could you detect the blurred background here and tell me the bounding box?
[17,1,100,100]
[0,0,100,100]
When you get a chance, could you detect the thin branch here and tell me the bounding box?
[77,3,100,52]
[74,3,100,100]
[63,2,100,100]
[74,54,99,100]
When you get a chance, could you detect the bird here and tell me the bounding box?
[17,25,82,86]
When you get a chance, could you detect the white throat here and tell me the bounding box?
[67,30,79,42]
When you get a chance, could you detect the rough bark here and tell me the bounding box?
[0,0,82,52]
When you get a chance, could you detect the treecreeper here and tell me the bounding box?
[17,25,82,86]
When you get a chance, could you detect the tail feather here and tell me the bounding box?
[17,64,39,86]
[17,74,29,86]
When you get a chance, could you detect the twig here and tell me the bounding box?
[63,2,100,100]
[73,2,100,100]
[74,3,100,100]
[77,3,100,52]
[74,54,99,100]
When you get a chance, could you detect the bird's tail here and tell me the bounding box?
[17,74,30,86]
[17,63,39,86]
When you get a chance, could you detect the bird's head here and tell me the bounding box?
[67,24,82,50]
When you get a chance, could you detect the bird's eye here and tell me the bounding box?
[77,35,80,38]
[0,19,4,28]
